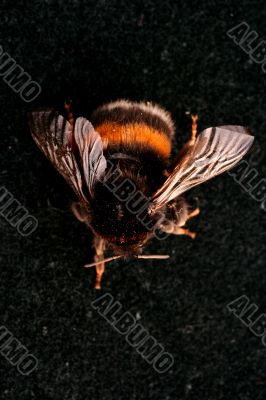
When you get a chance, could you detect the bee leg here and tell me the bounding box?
[175,227,196,240]
[176,208,200,238]
[64,98,74,133]
[93,237,106,289]
[71,202,91,223]
[190,114,198,145]
[95,263,105,290]
[187,207,200,221]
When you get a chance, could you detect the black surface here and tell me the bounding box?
[0,1,266,399]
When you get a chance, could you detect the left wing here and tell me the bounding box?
[74,117,107,196]
[29,109,107,204]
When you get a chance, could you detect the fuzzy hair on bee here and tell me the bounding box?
[28,100,254,289]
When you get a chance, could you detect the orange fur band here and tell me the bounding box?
[95,122,171,158]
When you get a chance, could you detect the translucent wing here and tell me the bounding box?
[74,117,107,196]
[29,109,107,203]
[150,126,254,211]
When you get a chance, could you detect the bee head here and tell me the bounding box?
[90,171,161,256]
[105,231,152,259]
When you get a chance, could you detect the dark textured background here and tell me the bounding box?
[0,1,266,399]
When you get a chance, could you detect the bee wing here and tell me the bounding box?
[150,126,254,211]
[74,117,107,196]
[29,109,107,203]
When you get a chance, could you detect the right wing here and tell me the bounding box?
[150,125,254,212]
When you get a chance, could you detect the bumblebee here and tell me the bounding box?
[29,100,254,288]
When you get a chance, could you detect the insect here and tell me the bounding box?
[29,100,254,289]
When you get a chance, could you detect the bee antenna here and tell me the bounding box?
[83,254,170,269]
[83,255,122,268]
[137,254,170,260]
[64,98,74,134]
